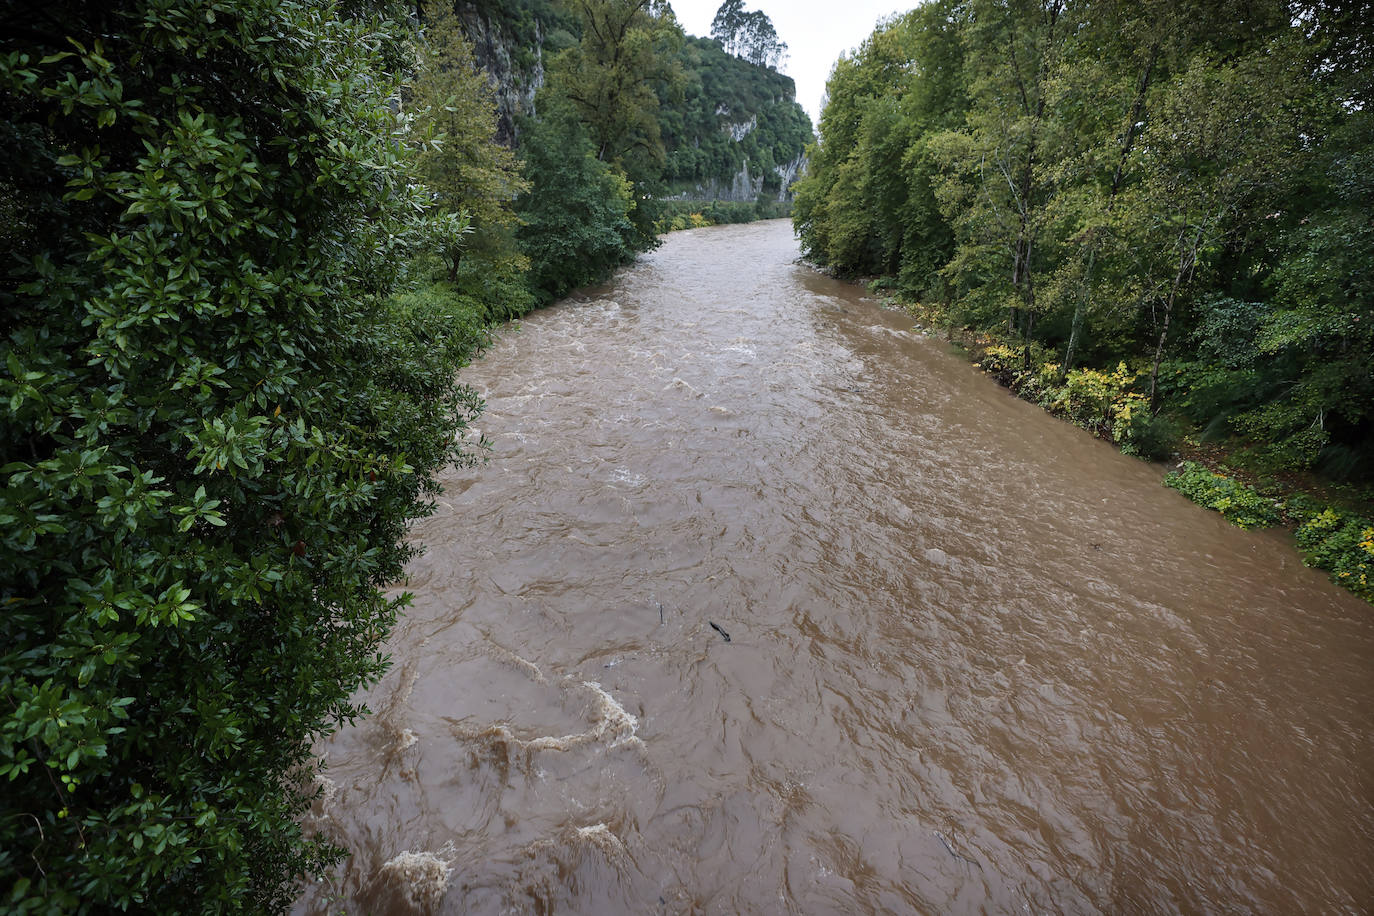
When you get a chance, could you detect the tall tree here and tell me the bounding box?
[928,0,1069,363]
[412,2,529,281]
[710,1,787,69]
[550,0,682,169]
[710,0,746,53]
[1123,42,1304,405]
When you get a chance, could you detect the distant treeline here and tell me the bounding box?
[794,0,1372,485]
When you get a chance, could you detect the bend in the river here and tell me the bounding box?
[297,220,1374,915]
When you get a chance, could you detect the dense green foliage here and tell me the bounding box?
[515,102,639,299]
[502,0,678,299]
[800,0,1372,601]
[0,1,803,902]
[1164,463,1283,530]
[412,3,530,281]
[0,0,500,909]
[659,36,812,196]
[1291,502,1374,602]
[504,0,811,298]
[795,0,1373,485]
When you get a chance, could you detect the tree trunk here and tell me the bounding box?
[1060,42,1160,381]
[1061,244,1094,378]
[1149,226,1202,407]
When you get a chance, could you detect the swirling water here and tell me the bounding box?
[296,220,1374,914]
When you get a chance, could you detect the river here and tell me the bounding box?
[296,219,1374,914]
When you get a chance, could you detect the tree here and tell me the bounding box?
[0,0,480,909]
[550,0,682,168]
[710,1,786,69]
[928,0,1070,363]
[516,103,638,300]
[1235,102,1374,472]
[710,0,745,51]
[412,2,529,281]
[1122,42,1304,405]
[792,4,965,284]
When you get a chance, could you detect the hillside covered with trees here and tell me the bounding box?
[794,1,1372,507]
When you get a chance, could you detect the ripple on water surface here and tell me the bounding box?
[296,220,1374,915]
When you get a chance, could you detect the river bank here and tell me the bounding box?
[863,286,1374,606]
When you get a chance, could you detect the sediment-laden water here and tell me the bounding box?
[296,220,1374,914]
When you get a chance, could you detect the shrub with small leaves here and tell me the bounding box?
[1163,462,1282,530]
[1,1,481,911]
[1291,506,1374,603]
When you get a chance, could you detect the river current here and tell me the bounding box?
[296,220,1374,914]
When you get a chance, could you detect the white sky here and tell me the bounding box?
[668,0,908,128]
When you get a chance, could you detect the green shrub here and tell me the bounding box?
[1,1,481,910]
[1163,462,1282,529]
[1120,411,1183,462]
[516,106,637,300]
[654,197,790,234]
[1291,506,1374,602]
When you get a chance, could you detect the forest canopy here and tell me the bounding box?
[793,0,1374,484]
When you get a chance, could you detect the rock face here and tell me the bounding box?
[772,153,806,202]
[666,153,807,203]
[445,5,814,202]
[453,3,543,147]
[723,114,757,142]
[659,36,814,205]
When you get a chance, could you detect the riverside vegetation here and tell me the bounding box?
[4,0,1370,911]
[0,0,807,910]
[792,0,1373,603]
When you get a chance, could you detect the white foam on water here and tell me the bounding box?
[575,822,627,858]
[609,466,647,488]
[454,721,589,757]
[449,682,643,765]
[581,681,642,749]
[666,377,702,397]
[314,773,337,810]
[376,848,453,913]
[484,640,547,683]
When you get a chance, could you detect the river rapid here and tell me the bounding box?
[296,220,1374,914]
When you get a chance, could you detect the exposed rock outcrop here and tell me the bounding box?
[452,3,543,146]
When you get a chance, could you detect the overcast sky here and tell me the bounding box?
[668,0,908,129]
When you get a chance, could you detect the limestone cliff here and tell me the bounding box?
[659,36,813,203]
[450,1,549,146]
[445,4,812,202]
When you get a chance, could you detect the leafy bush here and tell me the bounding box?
[1119,411,1183,461]
[977,343,1032,375]
[981,346,1155,449]
[1164,462,1282,529]
[516,107,637,301]
[1049,364,1149,439]
[1289,505,1374,603]
[1,1,481,910]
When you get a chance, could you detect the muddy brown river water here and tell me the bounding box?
[296,220,1374,914]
